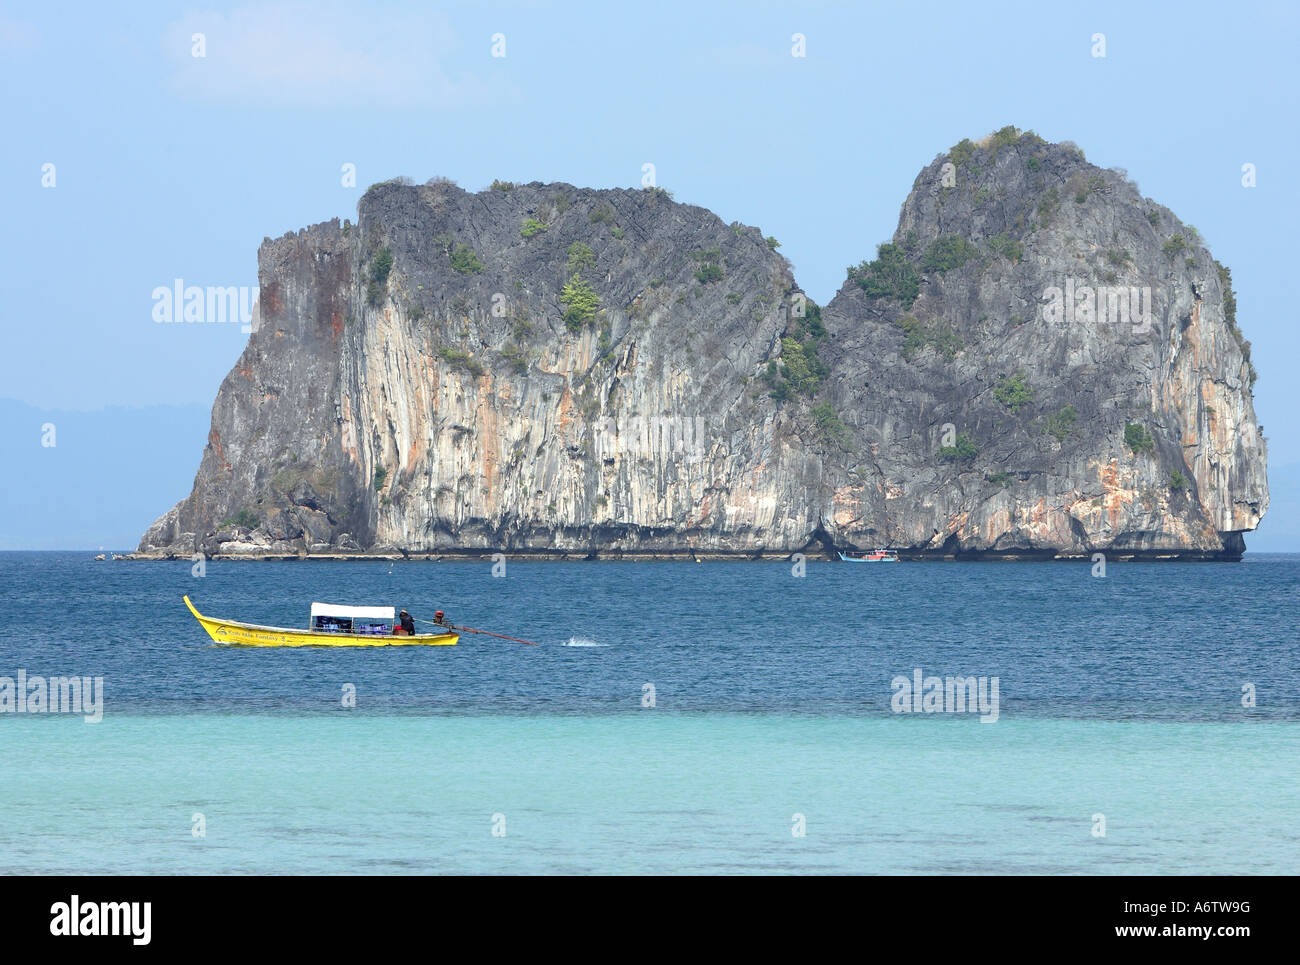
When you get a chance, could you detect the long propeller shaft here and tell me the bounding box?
[413,617,538,646]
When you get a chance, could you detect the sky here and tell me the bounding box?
[1,0,1297,549]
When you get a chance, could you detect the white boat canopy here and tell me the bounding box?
[310,602,395,621]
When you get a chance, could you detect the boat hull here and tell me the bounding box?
[183,596,458,647]
[838,552,899,563]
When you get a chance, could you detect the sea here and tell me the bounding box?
[1,551,1297,874]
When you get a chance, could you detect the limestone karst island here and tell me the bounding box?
[136,128,1268,562]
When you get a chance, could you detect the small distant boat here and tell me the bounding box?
[183,596,458,647]
[838,548,900,563]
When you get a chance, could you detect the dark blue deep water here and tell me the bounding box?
[0,553,1296,718]
[2,553,1297,873]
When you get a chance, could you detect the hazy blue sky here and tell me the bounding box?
[2,0,1296,548]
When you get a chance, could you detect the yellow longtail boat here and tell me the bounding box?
[183,596,459,647]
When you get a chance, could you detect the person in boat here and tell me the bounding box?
[396,609,416,636]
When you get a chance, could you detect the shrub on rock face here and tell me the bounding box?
[438,347,485,377]
[988,233,1024,263]
[994,371,1034,412]
[566,242,596,275]
[764,361,790,401]
[894,315,963,362]
[694,262,723,284]
[949,138,975,167]
[811,402,851,448]
[775,338,825,396]
[450,244,484,274]
[940,431,979,463]
[1125,422,1155,454]
[370,247,394,283]
[500,343,529,374]
[560,274,600,332]
[366,247,395,305]
[795,301,827,340]
[220,508,261,530]
[690,247,723,284]
[988,125,1022,150]
[931,324,963,361]
[921,236,980,274]
[1045,404,1078,442]
[764,301,829,398]
[849,243,921,308]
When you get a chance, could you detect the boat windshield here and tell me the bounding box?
[310,603,396,634]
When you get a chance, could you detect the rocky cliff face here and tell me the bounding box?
[139,129,1268,559]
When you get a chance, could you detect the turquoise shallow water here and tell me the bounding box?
[5,714,1298,874]
[1,552,1297,873]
